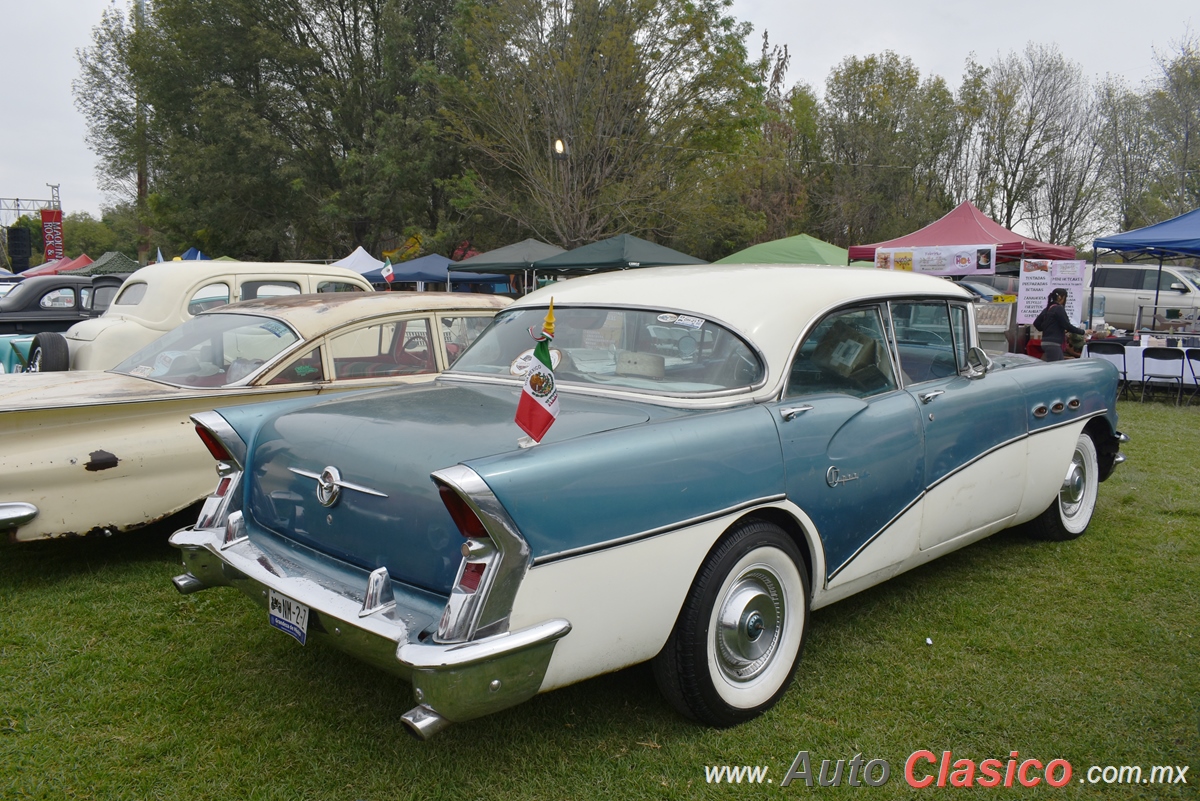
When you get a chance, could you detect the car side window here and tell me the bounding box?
[1094,268,1138,290]
[316,281,365,293]
[39,288,76,309]
[93,285,118,310]
[439,314,493,365]
[950,304,969,370]
[891,301,959,384]
[786,306,897,399]
[188,283,231,315]
[241,281,301,301]
[80,287,93,310]
[268,346,326,385]
[330,318,435,379]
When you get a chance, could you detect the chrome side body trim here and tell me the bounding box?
[0,502,39,531]
[531,494,788,566]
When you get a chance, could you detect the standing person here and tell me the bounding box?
[1033,288,1087,362]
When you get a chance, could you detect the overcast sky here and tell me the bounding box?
[1,0,1194,222]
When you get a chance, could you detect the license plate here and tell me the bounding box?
[268,589,309,645]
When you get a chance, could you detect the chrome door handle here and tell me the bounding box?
[919,390,945,404]
[780,405,814,421]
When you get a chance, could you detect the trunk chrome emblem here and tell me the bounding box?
[289,466,388,507]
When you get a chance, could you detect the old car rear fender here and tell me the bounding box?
[467,403,787,562]
[1008,357,1120,446]
[235,383,658,594]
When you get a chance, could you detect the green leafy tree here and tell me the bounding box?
[446,0,759,249]
[1148,34,1200,216]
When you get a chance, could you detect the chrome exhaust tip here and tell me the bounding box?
[401,704,452,740]
[172,572,207,595]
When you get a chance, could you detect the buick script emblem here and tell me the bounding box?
[289,465,388,508]
[826,465,860,488]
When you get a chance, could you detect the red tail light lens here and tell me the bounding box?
[215,476,232,497]
[195,424,233,461]
[437,484,488,539]
[457,562,485,593]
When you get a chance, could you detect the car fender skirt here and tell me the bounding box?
[399,618,571,727]
[0,502,38,531]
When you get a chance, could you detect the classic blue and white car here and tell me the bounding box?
[170,264,1125,738]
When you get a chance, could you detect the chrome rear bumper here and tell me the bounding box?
[169,525,569,734]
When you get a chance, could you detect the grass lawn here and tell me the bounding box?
[1,400,1196,799]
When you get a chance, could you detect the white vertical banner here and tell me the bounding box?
[1017,260,1087,325]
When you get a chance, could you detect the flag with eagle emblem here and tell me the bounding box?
[515,300,559,442]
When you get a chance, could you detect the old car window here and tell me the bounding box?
[786,306,897,399]
[316,281,365,293]
[450,307,763,394]
[113,281,148,306]
[330,317,435,379]
[241,281,301,301]
[267,346,326,385]
[112,312,300,387]
[950,304,969,369]
[80,287,93,310]
[188,283,230,315]
[93,284,118,310]
[439,314,493,365]
[891,301,959,384]
[39,288,76,309]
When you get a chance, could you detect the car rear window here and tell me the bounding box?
[114,282,149,306]
[450,306,764,395]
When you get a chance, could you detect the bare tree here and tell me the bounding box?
[1095,76,1157,232]
[1148,33,1200,216]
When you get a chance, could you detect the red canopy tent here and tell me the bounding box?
[848,202,1075,264]
[19,254,94,276]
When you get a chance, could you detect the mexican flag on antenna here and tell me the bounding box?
[515,300,559,442]
[381,258,395,283]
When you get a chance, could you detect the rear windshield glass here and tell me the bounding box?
[113,312,300,387]
[450,306,763,394]
[113,282,148,306]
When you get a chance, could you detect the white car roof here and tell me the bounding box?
[107,261,374,323]
[513,263,971,372]
[208,292,511,339]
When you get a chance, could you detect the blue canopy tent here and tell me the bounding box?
[180,247,211,261]
[360,253,505,289]
[1091,207,1200,326]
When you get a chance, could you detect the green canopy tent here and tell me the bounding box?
[72,251,141,276]
[715,233,848,265]
[532,234,706,274]
[453,239,566,274]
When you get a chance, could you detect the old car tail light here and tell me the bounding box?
[215,476,232,497]
[195,423,233,461]
[457,562,486,593]
[438,483,489,539]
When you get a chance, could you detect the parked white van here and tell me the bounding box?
[1090,264,1200,330]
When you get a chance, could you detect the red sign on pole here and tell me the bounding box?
[41,209,64,262]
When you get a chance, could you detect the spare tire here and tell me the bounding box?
[28,332,70,372]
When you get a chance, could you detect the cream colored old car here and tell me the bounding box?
[29,261,375,372]
[0,292,509,542]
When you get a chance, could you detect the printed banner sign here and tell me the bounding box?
[1017,260,1087,325]
[41,209,64,262]
[875,245,996,276]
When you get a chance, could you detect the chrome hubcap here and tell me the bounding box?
[1059,448,1089,519]
[716,568,783,682]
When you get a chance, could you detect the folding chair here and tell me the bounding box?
[1084,341,1128,399]
[1140,347,1185,405]
[1186,348,1200,406]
